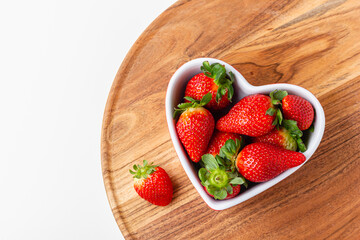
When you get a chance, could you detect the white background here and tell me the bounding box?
[0,0,177,239]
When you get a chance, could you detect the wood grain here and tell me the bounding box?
[101,0,360,239]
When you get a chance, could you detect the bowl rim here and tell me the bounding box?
[165,57,325,210]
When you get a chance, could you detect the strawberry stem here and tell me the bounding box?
[266,89,288,126]
[209,169,228,188]
[173,93,212,119]
[198,153,247,200]
[270,89,288,105]
[129,160,158,179]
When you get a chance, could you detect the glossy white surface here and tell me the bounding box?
[0,1,177,239]
[165,58,325,210]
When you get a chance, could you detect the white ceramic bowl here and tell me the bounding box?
[165,58,325,210]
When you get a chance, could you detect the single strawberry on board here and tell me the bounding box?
[184,61,235,110]
[174,93,215,163]
[282,95,314,130]
[130,160,173,206]
[236,142,306,182]
[206,130,242,156]
[216,94,277,137]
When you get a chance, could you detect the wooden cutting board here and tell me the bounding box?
[101,0,360,239]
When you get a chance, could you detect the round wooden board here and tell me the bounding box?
[101,0,360,239]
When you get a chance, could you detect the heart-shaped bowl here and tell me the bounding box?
[165,58,325,210]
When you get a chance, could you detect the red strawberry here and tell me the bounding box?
[130,160,173,206]
[175,93,215,162]
[282,95,314,130]
[206,130,242,156]
[199,154,247,200]
[184,61,235,110]
[253,127,297,151]
[216,94,276,137]
[236,142,306,182]
[204,184,241,200]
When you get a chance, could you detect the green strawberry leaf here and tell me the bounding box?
[215,86,223,102]
[227,171,238,179]
[283,119,303,138]
[200,92,212,106]
[201,154,219,171]
[227,84,234,101]
[226,184,233,194]
[177,102,193,109]
[277,109,283,125]
[183,96,196,102]
[228,71,235,82]
[226,72,235,101]
[198,168,208,183]
[215,155,226,167]
[212,64,227,84]
[242,179,248,188]
[266,107,276,116]
[273,89,288,101]
[220,86,227,96]
[272,117,278,126]
[272,99,281,105]
[215,84,227,103]
[201,61,212,73]
[206,185,216,196]
[203,72,212,78]
[270,90,274,99]
[229,177,246,185]
[204,180,210,187]
[214,189,228,200]
[297,138,307,152]
[309,124,315,132]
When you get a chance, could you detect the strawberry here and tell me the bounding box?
[236,142,306,182]
[253,127,297,151]
[174,93,215,163]
[199,139,247,200]
[130,160,173,206]
[184,61,235,110]
[216,94,276,137]
[199,153,247,200]
[206,130,242,156]
[282,95,314,130]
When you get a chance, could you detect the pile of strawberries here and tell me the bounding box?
[174,61,315,200]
